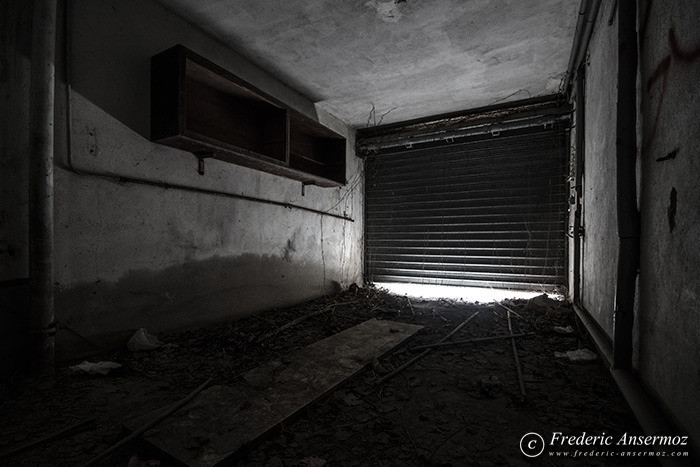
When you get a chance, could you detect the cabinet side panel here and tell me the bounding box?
[150,46,183,141]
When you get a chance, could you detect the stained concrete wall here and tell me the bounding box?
[636,0,700,448]
[579,0,700,448]
[1,0,363,370]
[580,1,618,337]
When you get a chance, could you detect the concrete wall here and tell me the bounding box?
[578,0,700,448]
[580,1,618,336]
[636,0,700,448]
[1,0,363,370]
[0,0,33,368]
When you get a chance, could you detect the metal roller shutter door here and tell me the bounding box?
[365,129,569,291]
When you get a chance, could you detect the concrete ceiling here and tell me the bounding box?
[156,0,580,128]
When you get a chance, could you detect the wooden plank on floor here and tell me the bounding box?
[124,318,422,466]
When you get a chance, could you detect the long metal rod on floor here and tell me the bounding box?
[506,308,527,398]
[412,332,534,350]
[494,301,525,320]
[83,378,213,466]
[378,310,480,384]
[0,418,95,461]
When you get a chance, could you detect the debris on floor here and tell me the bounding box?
[127,455,161,467]
[69,360,122,375]
[525,293,561,312]
[371,358,390,375]
[125,319,422,465]
[0,286,643,465]
[127,328,165,351]
[480,375,502,397]
[555,348,598,362]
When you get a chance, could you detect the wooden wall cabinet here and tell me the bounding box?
[151,45,346,187]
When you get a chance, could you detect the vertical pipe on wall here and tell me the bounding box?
[613,0,640,370]
[28,0,57,373]
[564,0,601,95]
[572,66,585,302]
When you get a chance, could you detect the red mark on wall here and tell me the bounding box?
[667,28,700,62]
[644,3,700,148]
[647,28,700,91]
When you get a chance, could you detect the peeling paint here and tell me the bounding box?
[667,187,677,231]
[545,77,562,92]
[282,236,297,262]
[655,148,677,162]
[364,0,403,23]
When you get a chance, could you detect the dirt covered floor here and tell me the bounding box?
[0,286,645,466]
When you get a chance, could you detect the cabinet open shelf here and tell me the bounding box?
[151,45,346,187]
[290,112,347,184]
